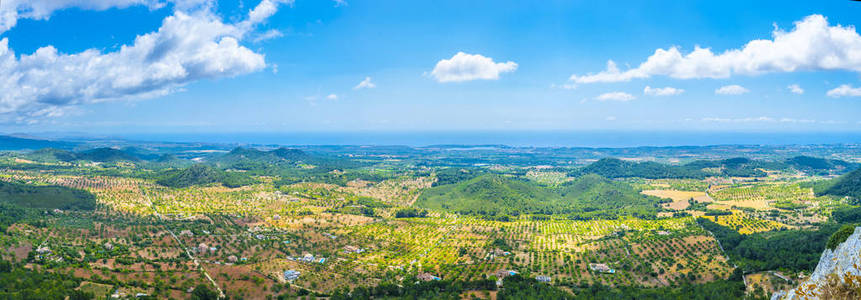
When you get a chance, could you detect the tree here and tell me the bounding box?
[191,284,219,300]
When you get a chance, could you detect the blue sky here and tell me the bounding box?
[1,0,860,134]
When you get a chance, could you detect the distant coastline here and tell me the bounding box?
[109,131,861,148]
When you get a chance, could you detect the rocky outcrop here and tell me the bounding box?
[775,227,861,299]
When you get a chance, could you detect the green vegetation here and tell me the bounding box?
[820,168,861,202]
[832,207,861,223]
[416,174,662,219]
[156,164,256,188]
[581,157,777,179]
[330,278,496,300]
[827,225,857,250]
[785,156,857,175]
[699,218,839,273]
[0,259,92,300]
[0,202,25,232]
[0,181,96,210]
[394,208,429,218]
[0,140,857,299]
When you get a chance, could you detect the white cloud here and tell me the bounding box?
[701,116,774,123]
[0,0,223,34]
[354,77,376,89]
[333,0,348,7]
[715,85,749,95]
[787,84,804,94]
[779,117,815,123]
[699,116,835,124]
[252,29,284,43]
[326,94,338,100]
[595,92,635,102]
[0,0,291,121]
[430,52,517,82]
[605,116,617,121]
[569,14,861,84]
[827,84,861,97]
[245,0,291,27]
[643,86,684,96]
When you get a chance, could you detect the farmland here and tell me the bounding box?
[0,144,858,299]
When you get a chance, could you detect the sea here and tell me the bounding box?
[117,131,861,148]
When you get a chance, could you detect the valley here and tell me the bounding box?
[0,141,860,299]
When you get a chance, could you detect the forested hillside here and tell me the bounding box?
[416,174,662,219]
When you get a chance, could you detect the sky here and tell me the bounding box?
[1,0,861,135]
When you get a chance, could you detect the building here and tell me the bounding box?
[284,270,300,281]
[495,269,518,278]
[536,275,552,282]
[344,245,366,254]
[589,263,616,274]
[417,273,441,281]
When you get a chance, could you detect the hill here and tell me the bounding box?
[785,155,857,175]
[76,147,141,162]
[819,168,861,202]
[416,174,555,216]
[415,173,661,219]
[581,158,706,179]
[156,164,256,188]
[581,157,777,179]
[24,148,79,162]
[0,181,96,210]
[0,135,77,151]
[25,147,142,163]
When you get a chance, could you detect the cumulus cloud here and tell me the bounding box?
[569,14,861,84]
[354,77,376,89]
[827,84,861,97]
[643,86,684,96]
[0,0,291,121]
[430,52,517,82]
[715,85,749,95]
[0,0,226,34]
[595,92,635,102]
[326,94,338,100]
[787,84,804,94]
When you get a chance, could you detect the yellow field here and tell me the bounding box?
[642,189,711,210]
[702,210,789,234]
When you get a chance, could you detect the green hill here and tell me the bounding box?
[416,174,661,219]
[211,147,314,170]
[156,164,256,188]
[820,168,861,202]
[77,147,141,162]
[581,157,776,179]
[417,174,554,215]
[25,147,142,163]
[785,156,857,175]
[0,181,96,210]
[25,148,79,162]
[0,135,77,150]
[581,158,706,179]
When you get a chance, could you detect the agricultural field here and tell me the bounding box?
[0,144,858,299]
